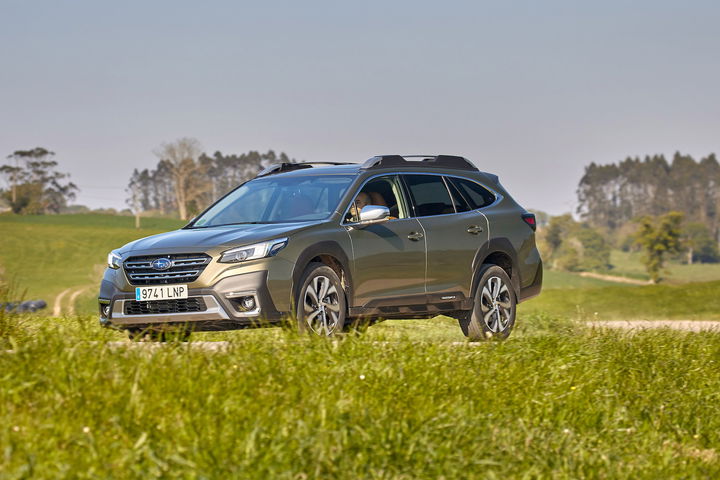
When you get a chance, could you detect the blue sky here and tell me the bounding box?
[1,1,718,214]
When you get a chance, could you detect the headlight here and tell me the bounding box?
[107,251,122,270]
[219,238,288,263]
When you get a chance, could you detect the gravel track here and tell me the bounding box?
[589,320,720,332]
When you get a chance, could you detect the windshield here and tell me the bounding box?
[190,174,356,227]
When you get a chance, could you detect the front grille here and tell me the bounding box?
[123,298,207,315]
[123,253,212,285]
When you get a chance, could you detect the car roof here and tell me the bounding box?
[262,164,490,180]
[257,155,490,180]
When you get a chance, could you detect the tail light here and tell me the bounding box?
[522,213,536,231]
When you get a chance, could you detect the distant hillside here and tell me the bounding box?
[0,214,185,315]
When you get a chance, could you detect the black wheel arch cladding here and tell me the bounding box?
[471,237,521,300]
[291,241,354,306]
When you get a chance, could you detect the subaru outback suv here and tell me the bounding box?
[99,155,542,340]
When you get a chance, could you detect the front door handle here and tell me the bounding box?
[407,231,424,241]
[467,225,484,235]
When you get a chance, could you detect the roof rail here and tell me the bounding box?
[361,155,478,172]
[256,162,354,178]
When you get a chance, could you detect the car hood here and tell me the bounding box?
[118,222,316,254]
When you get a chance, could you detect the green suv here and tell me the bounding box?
[99,155,542,340]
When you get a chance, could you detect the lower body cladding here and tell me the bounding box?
[98,271,286,332]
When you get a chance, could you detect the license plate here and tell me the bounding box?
[135,285,188,301]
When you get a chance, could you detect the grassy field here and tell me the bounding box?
[2,313,720,478]
[2,214,720,477]
[609,250,720,284]
[0,214,185,315]
[542,270,622,289]
[524,280,720,321]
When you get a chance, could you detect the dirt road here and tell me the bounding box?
[578,272,650,285]
[53,285,92,316]
[589,320,720,332]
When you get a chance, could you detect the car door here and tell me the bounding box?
[344,175,427,307]
[402,174,489,302]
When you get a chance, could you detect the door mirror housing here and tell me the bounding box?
[351,205,390,228]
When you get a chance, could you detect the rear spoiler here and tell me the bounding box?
[480,171,500,185]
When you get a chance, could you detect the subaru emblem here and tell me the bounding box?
[151,258,173,271]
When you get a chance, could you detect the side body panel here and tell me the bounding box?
[346,218,427,307]
[416,210,488,299]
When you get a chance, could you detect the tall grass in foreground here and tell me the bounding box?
[1,315,719,478]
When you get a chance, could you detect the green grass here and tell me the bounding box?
[0,213,185,231]
[0,214,185,314]
[2,314,720,478]
[542,270,621,289]
[526,280,720,321]
[609,250,720,284]
[2,214,720,477]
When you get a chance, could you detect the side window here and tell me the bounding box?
[344,175,407,222]
[445,177,471,213]
[449,178,496,209]
[403,175,455,217]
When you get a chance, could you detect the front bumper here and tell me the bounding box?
[98,270,287,332]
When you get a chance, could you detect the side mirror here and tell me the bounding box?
[351,205,390,228]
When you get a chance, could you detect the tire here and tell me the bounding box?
[295,263,347,336]
[458,264,516,341]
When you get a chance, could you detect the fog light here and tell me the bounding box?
[102,305,110,317]
[240,296,256,311]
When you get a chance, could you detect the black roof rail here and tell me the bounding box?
[256,162,355,178]
[361,155,478,172]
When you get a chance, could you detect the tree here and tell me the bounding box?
[126,168,144,229]
[538,214,611,272]
[128,146,295,219]
[544,214,576,256]
[575,227,611,271]
[0,148,78,214]
[153,138,205,221]
[633,212,684,283]
[683,222,719,264]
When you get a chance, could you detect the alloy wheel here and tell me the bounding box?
[303,275,341,335]
[480,276,513,333]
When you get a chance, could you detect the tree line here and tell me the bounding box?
[127,138,295,221]
[0,139,295,219]
[532,152,720,282]
[577,152,720,235]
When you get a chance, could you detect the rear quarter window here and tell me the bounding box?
[449,177,496,209]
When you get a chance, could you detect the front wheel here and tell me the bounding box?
[295,263,347,336]
[458,264,516,341]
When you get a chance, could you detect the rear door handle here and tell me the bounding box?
[407,231,424,241]
[467,225,484,235]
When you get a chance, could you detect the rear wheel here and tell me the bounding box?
[295,263,347,336]
[458,264,516,341]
